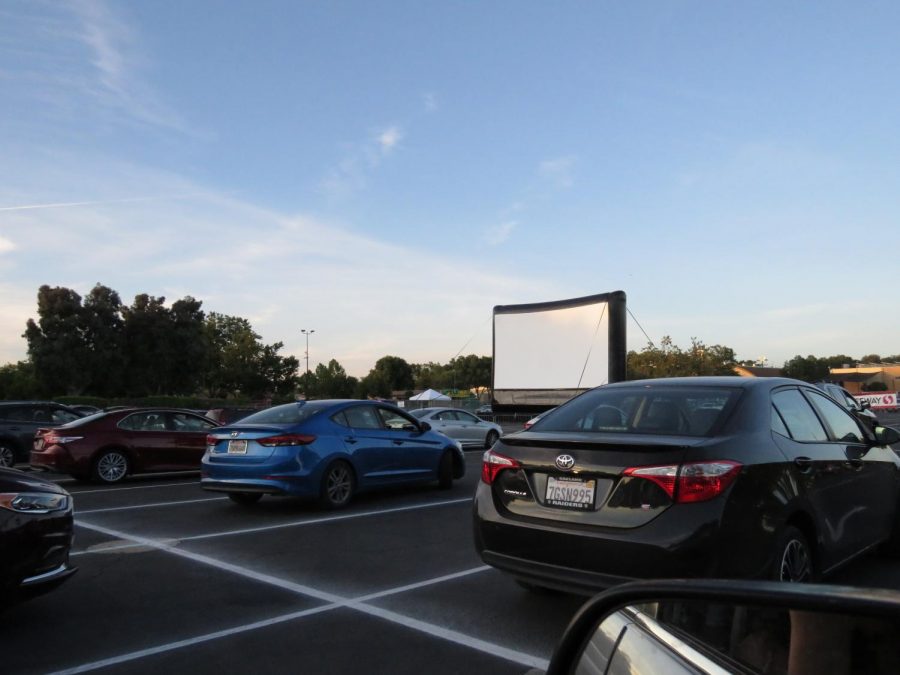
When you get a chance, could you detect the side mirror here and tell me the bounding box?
[860,400,872,411]
[874,425,900,447]
[546,579,900,675]
[419,422,431,432]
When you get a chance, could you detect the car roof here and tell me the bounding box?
[607,376,810,390]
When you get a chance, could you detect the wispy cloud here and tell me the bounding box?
[538,156,576,188]
[319,124,405,197]
[0,192,212,212]
[0,0,190,134]
[377,126,402,154]
[0,236,15,254]
[484,220,517,246]
[423,92,438,112]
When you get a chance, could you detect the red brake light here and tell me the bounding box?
[677,461,742,503]
[205,434,218,446]
[481,449,521,485]
[623,461,741,503]
[257,434,316,447]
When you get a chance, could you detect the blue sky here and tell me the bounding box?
[1,1,898,376]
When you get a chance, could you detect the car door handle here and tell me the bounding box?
[845,458,864,470]
[794,457,813,471]
[344,437,358,444]
[393,440,404,445]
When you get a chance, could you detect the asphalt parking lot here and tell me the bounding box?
[6,411,900,675]
[4,451,588,675]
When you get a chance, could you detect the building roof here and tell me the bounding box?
[733,366,784,378]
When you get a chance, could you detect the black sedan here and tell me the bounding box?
[0,467,76,605]
[473,376,900,594]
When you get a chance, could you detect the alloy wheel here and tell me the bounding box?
[0,445,14,468]
[97,452,128,483]
[779,538,812,582]
[325,464,352,505]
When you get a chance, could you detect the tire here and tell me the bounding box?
[438,451,454,489]
[484,430,499,450]
[772,525,815,582]
[0,443,15,468]
[92,449,130,484]
[319,460,355,509]
[228,492,262,506]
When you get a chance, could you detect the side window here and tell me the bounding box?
[171,413,216,432]
[840,389,860,410]
[771,390,828,442]
[771,406,791,438]
[456,412,479,423]
[51,408,81,424]
[377,407,415,430]
[120,412,168,432]
[434,411,456,421]
[330,411,351,428]
[343,406,382,430]
[805,391,865,444]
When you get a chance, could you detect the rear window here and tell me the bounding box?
[238,402,327,425]
[532,386,739,437]
[60,411,109,428]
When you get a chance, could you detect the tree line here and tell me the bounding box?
[1,285,893,402]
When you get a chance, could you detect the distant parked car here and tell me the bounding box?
[475,405,493,415]
[475,376,900,594]
[814,382,880,431]
[201,400,465,508]
[0,402,83,468]
[409,407,502,449]
[0,466,76,605]
[31,408,220,483]
[523,407,557,430]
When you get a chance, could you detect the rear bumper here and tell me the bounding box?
[30,446,75,474]
[473,482,738,592]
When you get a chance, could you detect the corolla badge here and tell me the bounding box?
[555,454,575,471]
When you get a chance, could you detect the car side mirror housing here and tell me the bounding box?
[546,579,900,675]
[859,400,872,411]
[419,422,431,432]
[874,425,900,446]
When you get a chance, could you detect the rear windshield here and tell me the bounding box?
[237,402,328,425]
[532,386,740,437]
[60,411,109,428]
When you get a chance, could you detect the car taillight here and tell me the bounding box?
[481,449,521,485]
[205,434,219,447]
[43,435,83,445]
[623,461,742,503]
[257,434,316,447]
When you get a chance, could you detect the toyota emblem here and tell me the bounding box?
[555,454,575,471]
[230,431,239,438]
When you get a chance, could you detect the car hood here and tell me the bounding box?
[0,467,70,495]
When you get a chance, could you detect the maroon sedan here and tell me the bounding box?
[30,409,220,484]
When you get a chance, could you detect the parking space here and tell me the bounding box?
[6,411,900,674]
[5,453,586,674]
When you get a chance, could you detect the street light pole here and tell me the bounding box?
[301,329,315,399]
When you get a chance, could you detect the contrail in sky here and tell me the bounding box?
[0,193,211,212]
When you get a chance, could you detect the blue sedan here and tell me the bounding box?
[201,400,465,508]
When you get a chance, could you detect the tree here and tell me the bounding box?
[24,285,90,395]
[447,354,492,390]
[627,337,737,380]
[859,354,883,364]
[311,359,358,398]
[0,361,38,399]
[80,284,127,396]
[782,355,830,383]
[360,356,414,397]
[122,294,177,396]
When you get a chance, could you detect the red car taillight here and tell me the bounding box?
[42,435,83,446]
[623,461,742,503]
[257,434,317,447]
[481,449,521,485]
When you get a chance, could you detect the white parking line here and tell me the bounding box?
[68,520,547,673]
[68,480,198,495]
[70,496,473,555]
[76,496,227,514]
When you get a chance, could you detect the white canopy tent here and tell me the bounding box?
[409,388,451,402]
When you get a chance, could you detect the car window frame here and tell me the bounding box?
[771,386,829,443]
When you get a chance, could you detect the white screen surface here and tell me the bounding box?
[494,300,609,390]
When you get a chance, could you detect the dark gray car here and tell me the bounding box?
[0,402,83,467]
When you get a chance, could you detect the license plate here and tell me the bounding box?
[227,440,248,454]
[35,438,44,450]
[545,475,596,510]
